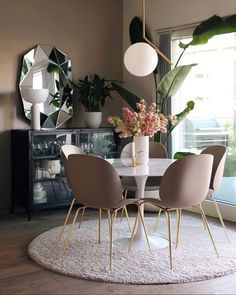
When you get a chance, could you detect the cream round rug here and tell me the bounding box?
[28,215,236,284]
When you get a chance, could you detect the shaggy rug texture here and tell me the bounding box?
[28,214,236,284]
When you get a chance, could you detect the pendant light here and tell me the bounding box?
[124,0,172,77]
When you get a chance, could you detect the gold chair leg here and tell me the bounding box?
[154,208,162,233]
[107,210,111,230]
[137,206,151,252]
[98,209,102,244]
[60,207,80,257]
[120,190,128,221]
[213,200,230,243]
[78,207,86,229]
[165,210,173,270]
[200,203,207,230]
[113,210,117,223]
[124,206,131,232]
[109,210,115,271]
[57,198,75,241]
[194,205,219,258]
[128,209,139,252]
[176,209,182,249]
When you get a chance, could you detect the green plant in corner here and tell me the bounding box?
[112,14,236,145]
[77,73,114,112]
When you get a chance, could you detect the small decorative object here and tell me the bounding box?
[77,74,114,128]
[20,88,49,130]
[33,182,47,204]
[108,99,176,165]
[42,159,61,178]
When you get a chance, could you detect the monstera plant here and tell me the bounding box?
[112,14,236,145]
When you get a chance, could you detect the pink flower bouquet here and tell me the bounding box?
[107,99,177,138]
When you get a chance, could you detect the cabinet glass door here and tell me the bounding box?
[79,129,120,159]
[31,131,76,206]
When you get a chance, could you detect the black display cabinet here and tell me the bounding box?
[11,128,120,220]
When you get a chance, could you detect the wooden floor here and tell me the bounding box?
[1,207,236,295]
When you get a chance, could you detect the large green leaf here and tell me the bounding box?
[112,82,140,112]
[157,64,197,99]
[162,101,195,144]
[174,151,196,160]
[180,14,236,49]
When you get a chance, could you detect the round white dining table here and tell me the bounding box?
[106,158,175,251]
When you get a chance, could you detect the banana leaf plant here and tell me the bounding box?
[112,14,236,145]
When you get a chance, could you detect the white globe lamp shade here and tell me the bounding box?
[124,42,158,77]
[20,88,49,130]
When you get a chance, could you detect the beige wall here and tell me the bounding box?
[0,0,123,209]
[123,0,236,103]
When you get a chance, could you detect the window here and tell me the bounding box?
[171,31,236,206]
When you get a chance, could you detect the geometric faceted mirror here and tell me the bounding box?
[19,45,73,128]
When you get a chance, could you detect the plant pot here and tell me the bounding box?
[84,112,102,129]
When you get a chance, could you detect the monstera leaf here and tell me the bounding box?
[180,14,236,49]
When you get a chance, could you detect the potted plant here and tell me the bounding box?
[77,73,114,128]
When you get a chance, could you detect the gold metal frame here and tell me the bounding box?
[175,205,219,258]
[128,206,152,253]
[59,204,133,271]
[213,200,230,243]
[57,196,132,245]
[142,0,172,65]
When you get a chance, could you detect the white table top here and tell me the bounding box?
[106,158,175,177]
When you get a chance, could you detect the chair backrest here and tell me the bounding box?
[67,154,123,209]
[159,154,213,208]
[61,144,85,187]
[61,144,85,160]
[201,145,227,191]
[149,142,168,158]
[121,142,167,159]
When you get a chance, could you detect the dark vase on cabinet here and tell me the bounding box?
[11,128,120,220]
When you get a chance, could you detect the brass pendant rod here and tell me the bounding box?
[141,0,172,65]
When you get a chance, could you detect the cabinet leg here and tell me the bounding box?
[9,202,15,214]
[27,209,32,221]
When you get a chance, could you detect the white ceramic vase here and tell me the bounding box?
[133,135,149,165]
[84,112,102,128]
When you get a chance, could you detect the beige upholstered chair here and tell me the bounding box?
[200,145,229,242]
[58,145,86,241]
[61,154,147,270]
[134,154,217,269]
